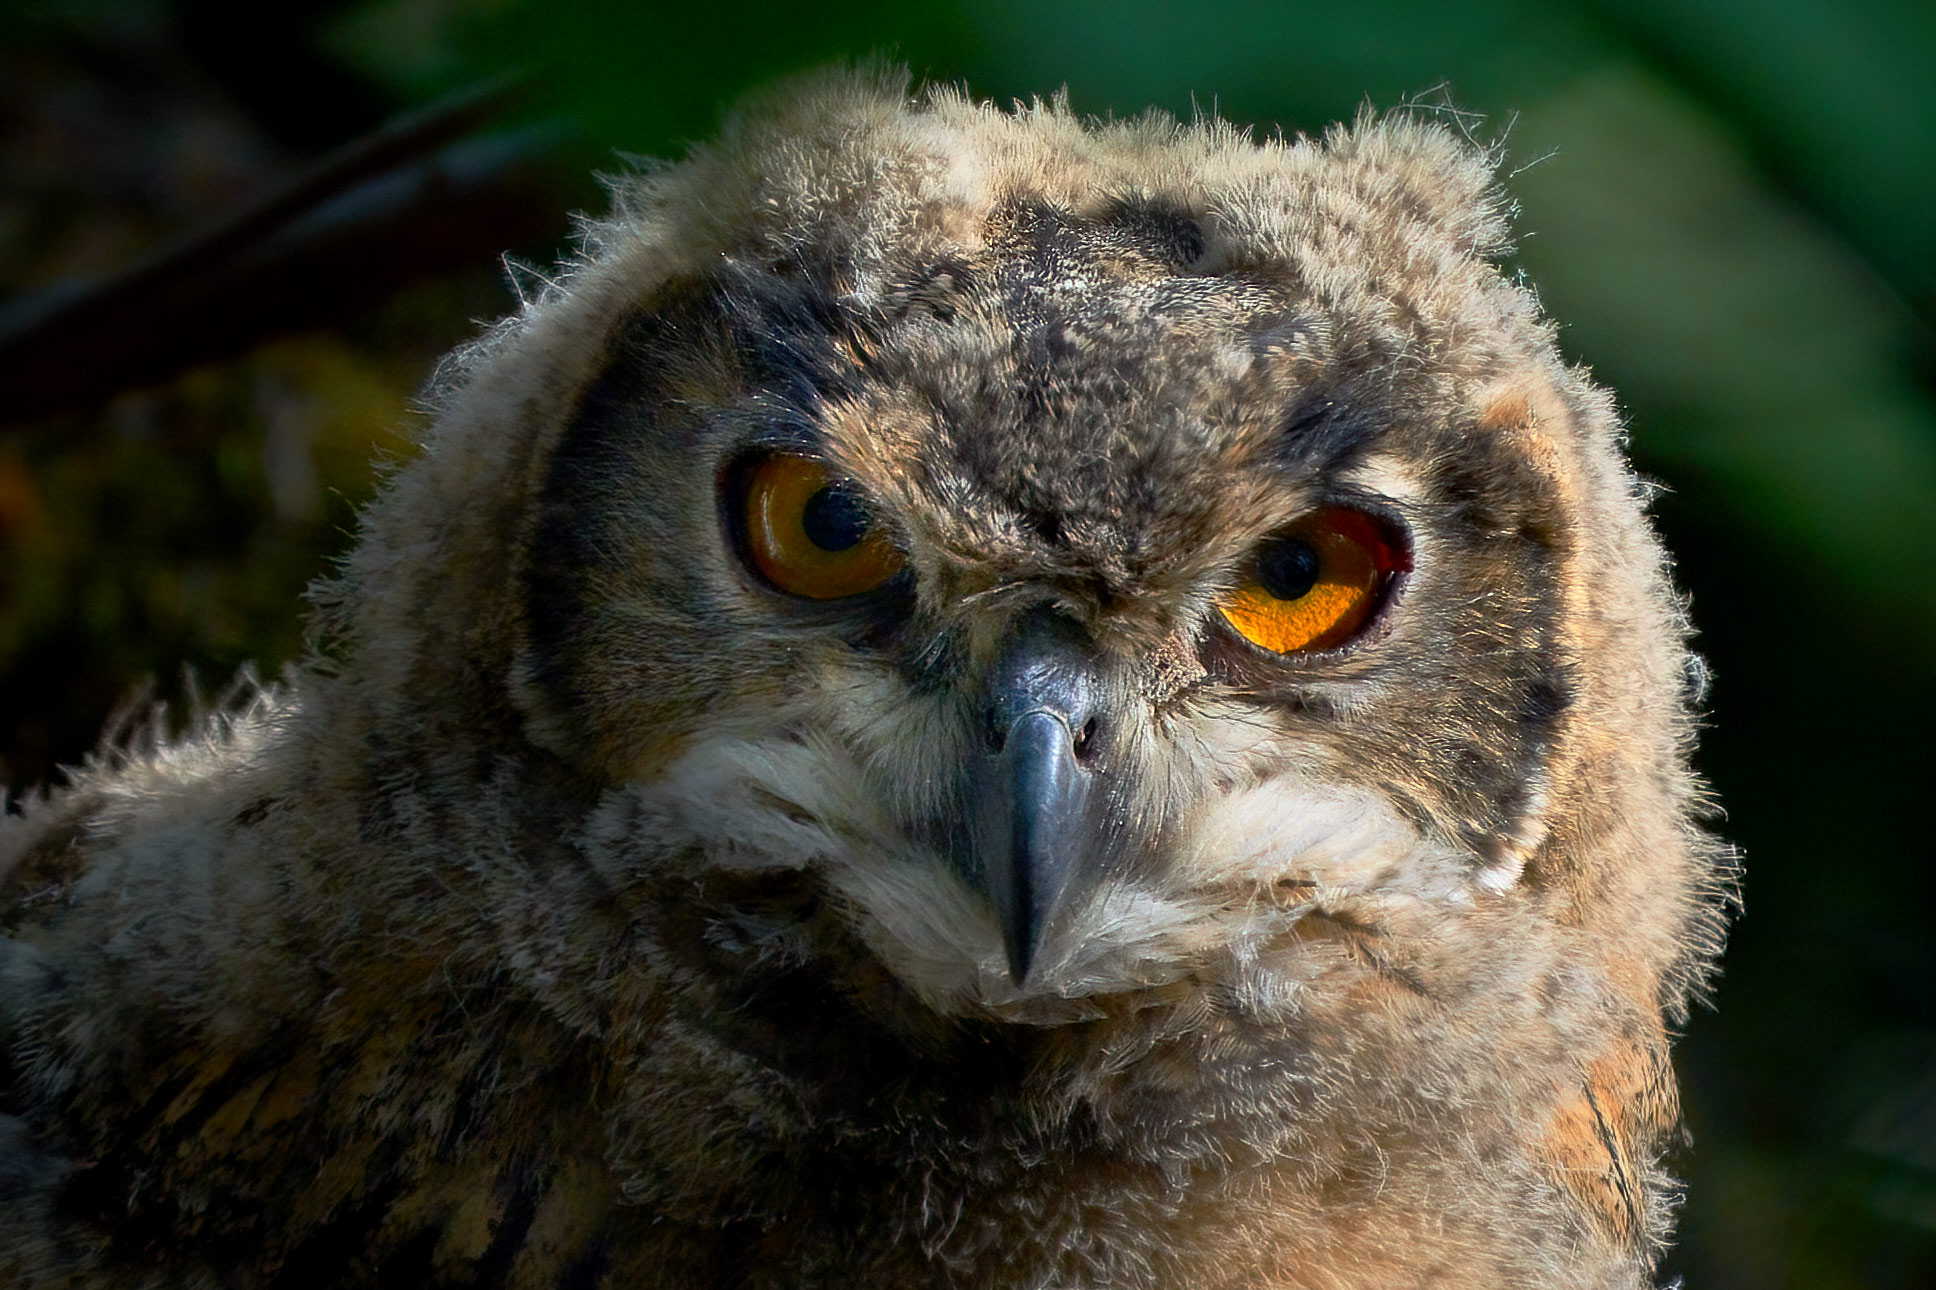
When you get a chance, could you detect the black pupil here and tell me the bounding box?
[1256,536,1321,601]
[801,484,870,552]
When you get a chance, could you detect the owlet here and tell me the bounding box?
[1,69,1731,1289]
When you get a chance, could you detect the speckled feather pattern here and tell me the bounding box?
[1,69,1731,1288]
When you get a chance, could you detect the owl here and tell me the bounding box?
[0,69,1730,1289]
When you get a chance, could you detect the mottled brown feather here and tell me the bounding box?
[1,69,1730,1289]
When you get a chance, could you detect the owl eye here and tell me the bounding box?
[741,453,904,599]
[1218,507,1405,654]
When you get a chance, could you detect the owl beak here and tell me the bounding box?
[975,612,1105,985]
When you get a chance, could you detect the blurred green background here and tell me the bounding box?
[1,1,1931,1284]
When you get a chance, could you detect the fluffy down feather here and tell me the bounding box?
[1,68,1730,1288]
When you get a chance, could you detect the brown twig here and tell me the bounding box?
[0,78,578,428]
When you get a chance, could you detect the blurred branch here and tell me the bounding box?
[0,79,577,429]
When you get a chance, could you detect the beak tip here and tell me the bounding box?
[1003,928,1038,987]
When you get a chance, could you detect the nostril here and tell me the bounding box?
[1072,716,1100,762]
[982,709,1008,755]
[986,710,1101,761]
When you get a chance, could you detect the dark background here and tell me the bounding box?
[2,2,1931,1284]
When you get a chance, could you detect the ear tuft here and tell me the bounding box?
[1326,108,1514,257]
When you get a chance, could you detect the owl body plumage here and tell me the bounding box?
[1,72,1729,1288]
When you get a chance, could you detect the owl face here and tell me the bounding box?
[515,176,1584,1017]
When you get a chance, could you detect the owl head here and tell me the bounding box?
[0,68,1738,1285]
[319,69,1721,1050]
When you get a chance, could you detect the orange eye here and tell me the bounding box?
[742,453,903,600]
[1218,508,1404,654]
